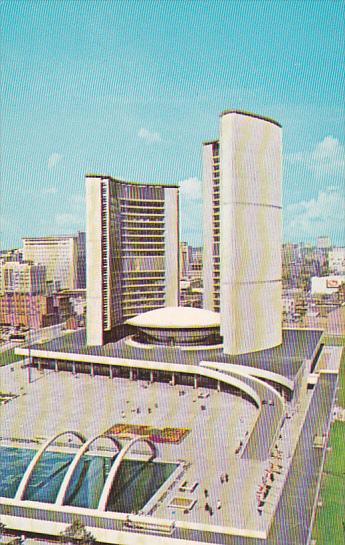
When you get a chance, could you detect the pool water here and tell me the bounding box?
[0,446,176,512]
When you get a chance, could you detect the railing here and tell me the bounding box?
[123,516,176,536]
[0,502,122,531]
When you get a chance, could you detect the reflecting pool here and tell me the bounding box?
[0,446,176,512]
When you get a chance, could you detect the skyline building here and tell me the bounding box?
[203,110,282,355]
[0,260,46,295]
[86,175,179,346]
[22,232,85,291]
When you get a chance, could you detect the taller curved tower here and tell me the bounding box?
[203,110,282,355]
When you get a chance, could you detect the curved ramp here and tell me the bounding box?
[201,362,285,461]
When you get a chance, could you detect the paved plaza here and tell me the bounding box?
[1,358,280,534]
[0,342,340,544]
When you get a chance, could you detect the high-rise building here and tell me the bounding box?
[1,261,46,295]
[203,110,282,355]
[22,235,80,291]
[180,241,193,280]
[317,236,332,249]
[86,175,179,346]
[76,231,86,289]
[328,247,345,274]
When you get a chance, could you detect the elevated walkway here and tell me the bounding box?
[201,362,285,461]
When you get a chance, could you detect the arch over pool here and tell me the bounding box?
[15,431,86,501]
[55,434,123,506]
[98,437,157,511]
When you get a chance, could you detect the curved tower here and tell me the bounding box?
[219,110,282,355]
[86,175,179,346]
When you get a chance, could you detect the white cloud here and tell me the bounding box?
[288,136,344,176]
[138,128,161,143]
[48,153,62,170]
[285,188,345,241]
[42,186,58,195]
[55,213,83,226]
[179,177,202,201]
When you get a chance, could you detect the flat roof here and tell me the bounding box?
[26,328,323,383]
[126,307,220,329]
[22,235,79,241]
[85,174,179,189]
[220,109,282,128]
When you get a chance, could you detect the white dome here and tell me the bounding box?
[126,306,220,329]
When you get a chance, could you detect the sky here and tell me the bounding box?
[1,0,344,249]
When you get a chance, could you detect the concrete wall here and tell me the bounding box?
[164,187,179,306]
[86,177,104,346]
[202,143,216,311]
[220,112,282,355]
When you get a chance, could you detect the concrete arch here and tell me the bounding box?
[15,431,86,501]
[98,437,157,511]
[55,434,123,506]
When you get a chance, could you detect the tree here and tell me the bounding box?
[60,519,96,545]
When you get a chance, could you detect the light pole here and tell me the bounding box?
[27,324,32,384]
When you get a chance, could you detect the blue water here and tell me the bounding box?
[0,446,176,512]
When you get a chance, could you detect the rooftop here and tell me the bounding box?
[25,328,323,383]
[85,174,179,189]
[126,307,220,329]
[220,109,282,128]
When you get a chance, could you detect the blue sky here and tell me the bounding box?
[1,0,344,248]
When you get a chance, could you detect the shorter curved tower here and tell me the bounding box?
[86,176,179,346]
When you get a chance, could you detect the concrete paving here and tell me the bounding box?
[1,360,269,532]
[0,345,337,545]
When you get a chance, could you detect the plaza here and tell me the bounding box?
[0,326,341,544]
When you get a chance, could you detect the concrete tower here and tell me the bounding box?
[203,110,282,355]
[86,175,179,346]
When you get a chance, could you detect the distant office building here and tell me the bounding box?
[203,110,282,355]
[328,247,345,274]
[0,261,46,295]
[317,236,332,249]
[76,231,86,289]
[22,234,83,291]
[180,241,193,280]
[86,175,179,346]
[0,248,23,263]
[0,293,57,328]
[311,275,345,295]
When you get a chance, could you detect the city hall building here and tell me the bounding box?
[6,110,341,545]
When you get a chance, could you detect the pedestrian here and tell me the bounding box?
[209,506,213,516]
[220,474,224,484]
[225,473,229,482]
[205,502,210,512]
[217,499,222,510]
[204,488,208,498]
